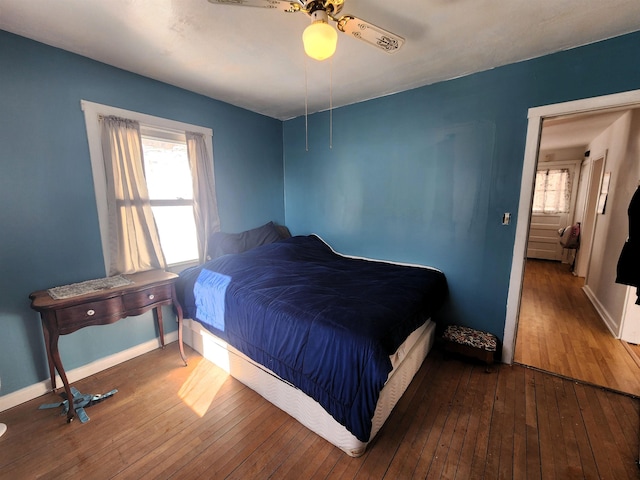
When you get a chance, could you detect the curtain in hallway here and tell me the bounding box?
[532,168,572,214]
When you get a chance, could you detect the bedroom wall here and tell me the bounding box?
[282,30,640,341]
[0,30,284,397]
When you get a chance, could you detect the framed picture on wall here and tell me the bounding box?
[601,172,611,194]
[597,193,608,214]
[597,172,611,214]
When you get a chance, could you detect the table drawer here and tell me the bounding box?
[122,284,172,311]
[56,297,125,334]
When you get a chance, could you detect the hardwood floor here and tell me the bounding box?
[1,342,638,479]
[515,259,640,397]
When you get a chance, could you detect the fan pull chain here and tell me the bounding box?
[303,56,333,151]
[329,57,333,149]
[304,56,309,152]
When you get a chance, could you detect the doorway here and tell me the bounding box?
[514,119,640,395]
[504,89,640,395]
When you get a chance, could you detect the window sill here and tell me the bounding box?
[166,260,199,274]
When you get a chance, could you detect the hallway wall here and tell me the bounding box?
[584,111,638,334]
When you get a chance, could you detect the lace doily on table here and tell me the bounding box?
[47,275,133,300]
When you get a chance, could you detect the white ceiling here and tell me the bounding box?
[540,109,631,152]
[1,0,640,120]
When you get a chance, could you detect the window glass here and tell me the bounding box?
[151,205,198,264]
[532,168,571,214]
[142,137,192,200]
[142,136,199,265]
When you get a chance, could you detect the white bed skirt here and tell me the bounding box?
[182,318,436,457]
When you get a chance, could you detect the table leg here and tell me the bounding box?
[40,317,57,391]
[155,306,165,348]
[47,328,75,422]
[172,287,187,366]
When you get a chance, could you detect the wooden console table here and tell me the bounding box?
[30,269,186,422]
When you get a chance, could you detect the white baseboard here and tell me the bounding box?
[582,285,620,338]
[0,332,178,413]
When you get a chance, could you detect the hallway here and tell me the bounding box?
[515,259,640,397]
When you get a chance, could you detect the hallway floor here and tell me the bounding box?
[515,259,640,397]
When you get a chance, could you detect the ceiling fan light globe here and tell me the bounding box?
[303,21,338,61]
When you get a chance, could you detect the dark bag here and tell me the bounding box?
[616,240,640,287]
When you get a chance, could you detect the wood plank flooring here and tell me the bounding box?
[1,342,638,479]
[515,259,640,397]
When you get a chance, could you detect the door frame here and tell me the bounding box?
[502,88,640,364]
[581,154,606,283]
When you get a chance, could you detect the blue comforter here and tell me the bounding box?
[176,235,447,441]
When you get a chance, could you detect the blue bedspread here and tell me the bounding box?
[176,235,447,441]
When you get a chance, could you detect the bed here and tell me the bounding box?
[175,224,447,456]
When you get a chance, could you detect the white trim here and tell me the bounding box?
[527,89,640,119]
[620,288,640,344]
[503,116,542,363]
[80,100,212,136]
[503,88,640,364]
[582,153,608,283]
[0,332,178,413]
[582,285,619,338]
[536,159,582,170]
[80,100,213,274]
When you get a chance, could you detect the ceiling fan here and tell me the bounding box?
[208,0,405,61]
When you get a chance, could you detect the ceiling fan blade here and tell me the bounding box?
[207,0,296,12]
[336,15,405,53]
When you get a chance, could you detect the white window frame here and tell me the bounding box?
[81,100,213,275]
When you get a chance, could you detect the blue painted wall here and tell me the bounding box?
[3,26,640,398]
[283,31,640,339]
[0,31,284,395]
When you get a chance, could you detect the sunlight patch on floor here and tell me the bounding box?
[178,330,233,417]
[178,360,227,417]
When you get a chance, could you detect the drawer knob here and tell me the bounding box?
[87,309,95,316]
[148,294,155,300]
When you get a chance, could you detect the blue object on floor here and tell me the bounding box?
[39,387,118,423]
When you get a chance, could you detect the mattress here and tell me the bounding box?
[176,235,448,442]
[182,316,436,457]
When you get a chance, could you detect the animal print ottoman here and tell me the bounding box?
[442,325,498,371]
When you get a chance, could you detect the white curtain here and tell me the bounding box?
[186,131,220,263]
[532,168,572,214]
[100,116,166,275]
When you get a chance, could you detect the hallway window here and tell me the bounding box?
[532,168,571,214]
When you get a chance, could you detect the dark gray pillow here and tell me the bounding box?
[207,221,286,260]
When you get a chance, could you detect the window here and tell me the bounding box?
[82,100,214,274]
[532,168,571,214]
[140,131,199,265]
